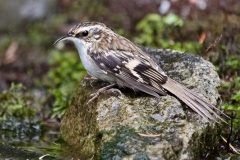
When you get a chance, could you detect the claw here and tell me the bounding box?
[106,88,123,97]
[87,84,116,105]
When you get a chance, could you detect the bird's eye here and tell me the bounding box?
[81,30,89,37]
[75,30,89,37]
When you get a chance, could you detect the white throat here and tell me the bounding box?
[60,37,87,59]
[61,37,93,70]
[57,37,110,81]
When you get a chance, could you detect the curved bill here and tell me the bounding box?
[53,36,68,46]
[54,36,80,47]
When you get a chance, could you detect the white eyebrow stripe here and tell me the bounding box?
[76,25,106,33]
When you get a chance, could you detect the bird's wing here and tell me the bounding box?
[89,49,168,96]
[89,49,228,122]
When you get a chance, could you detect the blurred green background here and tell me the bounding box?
[0,0,239,159]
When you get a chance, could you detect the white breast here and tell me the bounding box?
[71,38,114,82]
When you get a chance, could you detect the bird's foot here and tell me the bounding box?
[87,84,122,105]
[105,88,124,97]
[84,75,100,87]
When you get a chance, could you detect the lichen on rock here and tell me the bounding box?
[60,48,221,159]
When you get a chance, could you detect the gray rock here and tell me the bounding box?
[60,48,221,159]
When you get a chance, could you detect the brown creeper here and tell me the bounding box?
[55,22,228,123]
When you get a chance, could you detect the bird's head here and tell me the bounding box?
[54,22,114,49]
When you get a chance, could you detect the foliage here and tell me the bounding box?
[46,50,86,118]
[27,24,50,46]
[134,13,201,52]
[220,77,240,126]
[0,35,12,54]
[0,83,35,120]
[232,91,240,103]
[225,56,240,71]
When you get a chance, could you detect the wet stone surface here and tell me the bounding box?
[61,48,221,160]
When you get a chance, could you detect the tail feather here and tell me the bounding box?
[162,78,229,123]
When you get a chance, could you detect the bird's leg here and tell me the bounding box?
[84,74,100,87]
[84,74,98,81]
[87,84,122,104]
[106,88,124,97]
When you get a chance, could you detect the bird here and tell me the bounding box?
[55,22,228,123]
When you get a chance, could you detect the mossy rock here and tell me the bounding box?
[61,48,222,159]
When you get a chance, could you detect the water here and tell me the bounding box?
[0,117,62,159]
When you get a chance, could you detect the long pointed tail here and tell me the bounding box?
[162,78,229,123]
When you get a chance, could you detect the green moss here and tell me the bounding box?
[190,125,221,159]
[226,56,240,70]
[45,50,86,118]
[60,81,99,159]
[220,77,240,127]
[134,13,201,53]
[100,126,143,159]
[0,83,35,120]
[0,35,12,54]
